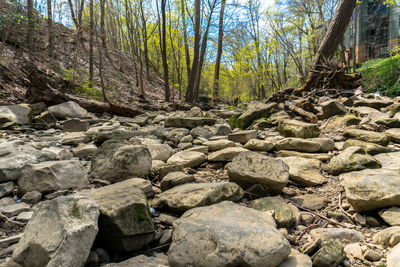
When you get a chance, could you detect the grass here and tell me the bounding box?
[357,56,400,96]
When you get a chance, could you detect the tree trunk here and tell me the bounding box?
[100,0,107,50]
[47,0,54,55]
[161,0,170,101]
[180,0,191,78]
[89,0,94,88]
[297,0,356,93]
[212,0,226,101]
[185,0,200,103]
[26,0,33,49]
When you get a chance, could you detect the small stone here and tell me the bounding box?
[344,243,363,260]
[16,211,33,222]
[0,182,14,198]
[21,191,42,205]
[0,203,30,217]
[290,195,329,210]
[63,119,90,132]
[363,250,381,262]
[228,130,257,144]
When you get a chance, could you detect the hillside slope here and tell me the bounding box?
[0,3,177,108]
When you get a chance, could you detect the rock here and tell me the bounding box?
[18,160,89,194]
[61,132,91,145]
[0,105,32,125]
[151,161,183,178]
[190,126,213,139]
[92,128,140,143]
[291,195,329,210]
[234,102,278,129]
[344,243,363,260]
[354,98,393,109]
[340,168,400,212]
[376,118,400,128]
[165,128,190,143]
[387,243,400,267]
[343,129,390,146]
[276,150,332,162]
[186,145,208,154]
[320,100,347,118]
[214,124,231,136]
[310,228,364,244]
[122,177,154,197]
[152,182,243,212]
[12,196,99,267]
[270,110,291,125]
[208,146,248,162]
[373,226,400,247]
[21,191,42,204]
[342,139,389,155]
[249,196,296,228]
[278,249,312,267]
[321,115,361,133]
[41,147,73,160]
[0,182,14,198]
[228,130,257,144]
[34,111,57,125]
[167,150,206,168]
[160,172,194,191]
[324,146,381,175]
[311,240,346,267]
[385,128,400,143]
[275,138,321,153]
[0,202,30,217]
[379,207,400,226]
[78,180,154,252]
[16,211,33,222]
[226,151,289,194]
[0,197,14,207]
[148,144,173,162]
[91,140,152,182]
[104,255,168,267]
[204,139,236,151]
[27,102,46,115]
[375,152,400,171]
[281,157,326,186]
[63,119,90,132]
[363,250,381,262]
[168,201,291,267]
[72,144,97,158]
[165,117,216,129]
[48,101,89,119]
[244,139,274,151]
[310,138,335,152]
[278,120,320,139]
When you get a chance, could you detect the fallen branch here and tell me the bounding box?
[0,212,25,227]
[339,192,360,226]
[289,106,318,123]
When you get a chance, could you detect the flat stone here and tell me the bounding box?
[167,151,206,168]
[234,102,278,129]
[379,207,400,226]
[148,144,173,162]
[165,117,216,129]
[278,120,320,139]
[160,172,195,191]
[275,138,321,153]
[48,101,89,119]
[72,143,97,158]
[244,139,274,151]
[310,228,364,244]
[278,249,312,267]
[16,211,33,222]
[276,150,332,162]
[342,139,389,155]
[385,128,400,143]
[168,201,291,267]
[208,146,248,162]
[291,195,329,210]
[363,250,381,262]
[228,130,257,144]
[63,119,90,132]
[0,182,14,198]
[226,151,289,194]
[354,98,393,109]
[0,202,30,217]
[343,129,390,146]
[152,182,244,212]
[373,226,400,247]
[204,139,236,151]
[281,157,326,187]
[104,255,168,267]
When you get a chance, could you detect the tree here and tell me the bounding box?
[212,0,226,101]
[160,0,170,101]
[297,0,357,93]
[89,0,94,88]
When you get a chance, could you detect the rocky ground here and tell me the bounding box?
[1,91,400,267]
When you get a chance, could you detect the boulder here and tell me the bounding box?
[152,182,243,212]
[168,201,291,267]
[278,120,320,139]
[343,129,390,146]
[160,172,195,191]
[342,139,389,155]
[226,151,289,194]
[320,100,347,118]
[165,117,216,129]
[0,105,32,125]
[234,102,278,129]
[48,101,89,119]
[167,151,206,168]
[78,180,154,252]
[228,130,257,144]
[12,196,99,267]
[324,146,381,175]
[18,160,89,194]
[204,139,236,151]
[249,196,296,228]
[91,140,152,182]
[244,139,274,151]
[281,157,326,186]
[275,138,321,153]
[208,146,248,162]
[148,144,173,162]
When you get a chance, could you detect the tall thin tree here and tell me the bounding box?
[89,0,94,87]
[213,0,226,101]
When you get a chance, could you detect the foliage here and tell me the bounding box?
[63,68,102,101]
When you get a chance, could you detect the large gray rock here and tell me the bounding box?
[91,140,152,182]
[78,179,154,252]
[208,146,248,162]
[228,130,257,144]
[353,98,393,109]
[48,101,89,119]
[165,117,216,129]
[234,102,278,129]
[226,151,289,194]
[343,129,390,146]
[342,139,389,155]
[278,120,320,139]
[152,182,243,212]
[0,105,32,125]
[168,201,291,267]
[12,196,99,267]
[63,119,90,132]
[204,139,236,151]
[160,171,195,191]
[324,146,381,175]
[18,160,89,194]
[167,151,206,168]
[275,138,321,153]
[320,100,347,118]
[148,144,173,162]
[281,157,326,186]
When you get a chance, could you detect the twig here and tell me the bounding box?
[288,199,348,228]
[339,192,360,225]
[0,212,25,227]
